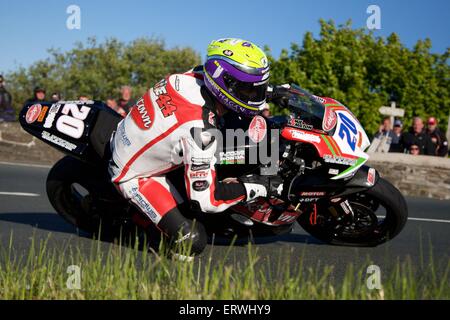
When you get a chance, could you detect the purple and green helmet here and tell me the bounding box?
[203,38,270,117]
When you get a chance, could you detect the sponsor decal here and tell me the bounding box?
[117,121,131,147]
[290,129,321,143]
[219,150,245,164]
[25,104,42,124]
[296,197,319,203]
[192,180,209,192]
[208,111,216,126]
[189,171,208,179]
[43,104,61,128]
[328,168,339,175]
[241,42,253,48]
[248,115,267,143]
[312,95,326,104]
[130,187,159,223]
[190,156,211,171]
[191,163,210,171]
[367,167,376,186]
[323,107,337,132]
[212,64,224,78]
[57,100,94,105]
[300,191,326,197]
[288,118,313,131]
[223,49,233,56]
[323,154,357,166]
[37,106,49,122]
[41,131,77,151]
[130,95,154,130]
[174,76,180,91]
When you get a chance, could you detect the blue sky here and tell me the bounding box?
[0,0,449,74]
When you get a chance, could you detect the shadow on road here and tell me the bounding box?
[0,212,85,235]
[0,212,324,247]
[210,233,324,246]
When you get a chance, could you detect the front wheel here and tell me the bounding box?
[297,177,408,246]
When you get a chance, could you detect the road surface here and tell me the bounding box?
[0,161,449,279]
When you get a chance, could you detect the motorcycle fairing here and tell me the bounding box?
[282,94,371,181]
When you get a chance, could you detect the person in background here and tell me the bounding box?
[117,85,134,114]
[79,95,89,102]
[106,97,126,118]
[409,144,420,156]
[389,119,403,152]
[24,86,46,105]
[426,117,448,157]
[400,117,435,155]
[374,117,394,138]
[0,75,15,122]
[50,93,61,102]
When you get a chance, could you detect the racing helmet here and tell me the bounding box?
[203,38,270,117]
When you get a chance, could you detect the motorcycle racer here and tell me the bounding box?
[108,38,281,256]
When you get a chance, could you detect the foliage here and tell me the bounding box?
[5,21,449,134]
[6,37,200,108]
[0,233,448,299]
[267,19,450,134]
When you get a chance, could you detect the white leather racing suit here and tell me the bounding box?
[108,67,261,228]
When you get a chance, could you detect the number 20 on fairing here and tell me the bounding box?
[56,104,91,139]
[337,113,357,151]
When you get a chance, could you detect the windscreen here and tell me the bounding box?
[287,85,326,131]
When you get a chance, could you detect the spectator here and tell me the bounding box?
[0,75,15,122]
[118,85,134,114]
[79,95,89,101]
[389,119,404,152]
[50,92,61,102]
[374,117,396,140]
[400,117,435,155]
[409,144,420,156]
[24,86,46,105]
[426,117,448,157]
[370,117,396,153]
[106,97,126,117]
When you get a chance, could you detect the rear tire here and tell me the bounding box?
[46,156,124,235]
[297,177,408,246]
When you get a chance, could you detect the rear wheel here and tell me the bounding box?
[297,177,408,246]
[46,156,130,237]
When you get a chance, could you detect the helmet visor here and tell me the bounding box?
[223,73,268,106]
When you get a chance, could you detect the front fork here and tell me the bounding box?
[295,198,355,227]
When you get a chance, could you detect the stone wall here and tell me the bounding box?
[367,152,450,200]
[0,122,62,165]
[1,122,449,200]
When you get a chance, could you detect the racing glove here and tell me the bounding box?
[238,174,283,202]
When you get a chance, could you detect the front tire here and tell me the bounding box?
[297,177,408,246]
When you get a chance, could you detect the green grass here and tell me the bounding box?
[0,232,448,299]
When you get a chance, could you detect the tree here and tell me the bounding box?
[6,37,201,112]
[266,19,450,135]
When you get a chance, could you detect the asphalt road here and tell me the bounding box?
[0,161,449,280]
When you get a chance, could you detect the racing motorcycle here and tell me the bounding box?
[19,84,408,249]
